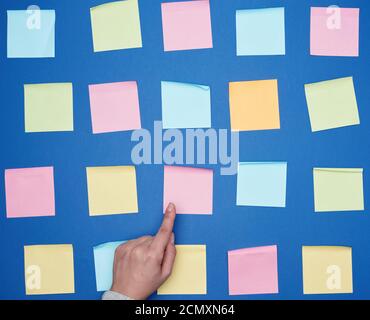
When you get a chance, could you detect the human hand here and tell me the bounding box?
[111,203,177,300]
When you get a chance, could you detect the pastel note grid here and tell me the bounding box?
[161,0,213,51]
[90,0,142,52]
[228,245,279,295]
[86,166,138,216]
[313,168,364,212]
[236,8,285,56]
[237,162,287,207]
[5,167,55,218]
[93,241,125,291]
[163,166,213,214]
[229,80,280,132]
[158,245,207,295]
[7,10,55,58]
[24,244,75,295]
[89,81,141,134]
[24,83,74,133]
[310,7,359,57]
[305,77,360,132]
[161,81,211,129]
[302,246,353,294]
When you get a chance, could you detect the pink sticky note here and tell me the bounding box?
[228,245,279,295]
[5,167,55,218]
[161,0,213,52]
[88,81,141,134]
[310,7,359,57]
[163,166,213,214]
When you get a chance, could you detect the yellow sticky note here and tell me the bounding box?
[24,83,74,133]
[158,245,207,295]
[302,246,353,294]
[229,79,280,132]
[90,0,143,52]
[305,77,360,132]
[86,166,138,216]
[24,244,75,295]
[314,168,364,212]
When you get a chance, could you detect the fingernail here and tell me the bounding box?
[171,233,175,244]
[167,203,175,212]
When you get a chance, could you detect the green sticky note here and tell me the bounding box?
[90,0,143,52]
[313,168,364,212]
[305,77,360,132]
[24,83,74,133]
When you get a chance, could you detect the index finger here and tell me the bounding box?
[151,203,176,254]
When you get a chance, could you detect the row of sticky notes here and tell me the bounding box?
[24,243,353,295]
[7,1,360,57]
[4,164,364,219]
[4,165,212,218]
[23,76,360,134]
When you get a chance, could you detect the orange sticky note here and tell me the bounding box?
[229,79,280,132]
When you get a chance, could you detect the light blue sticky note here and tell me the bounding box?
[236,7,285,56]
[7,10,55,58]
[93,241,126,292]
[161,81,211,129]
[237,162,287,207]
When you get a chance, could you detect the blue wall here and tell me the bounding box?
[0,0,369,300]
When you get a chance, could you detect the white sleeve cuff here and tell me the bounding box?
[102,290,133,300]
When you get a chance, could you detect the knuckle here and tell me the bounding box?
[159,227,169,235]
[132,246,144,257]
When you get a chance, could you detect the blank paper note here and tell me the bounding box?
[158,245,207,295]
[24,244,75,295]
[5,167,55,219]
[228,245,278,295]
[313,168,364,212]
[236,8,285,56]
[24,83,74,133]
[310,7,359,57]
[161,81,211,129]
[305,77,360,132]
[86,166,138,216]
[237,162,287,207]
[7,10,55,58]
[302,246,353,294]
[229,80,280,132]
[93,241,125,291]
[90,0,142,52]
[161,0,213,52]
[163,166,213,214]
[89,81,141,134]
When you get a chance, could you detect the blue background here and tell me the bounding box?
[0,0,369,300]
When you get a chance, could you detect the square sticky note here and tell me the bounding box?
[86,166,138,216]
[24,244,75,295]
[305,77,360,132]
[93,241,125,291]
[313,168,364,212]
[5,167,55,219]
[7,10,55,58]
[310,7,359,57]
[24,83,74,133]
[161,81,211,129]
[237,162,287,207]
[158,245,207,295]
[302,246,353,294]
[163,166,213,214]
[161,0,213,52]
[236,8,285,56]
[90,0,142,52]
[228,245,279,295]
[89,81,141,134]
[229,80,280,132]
